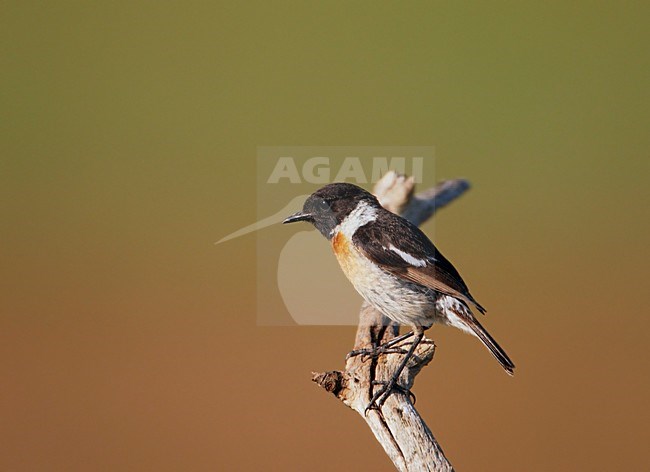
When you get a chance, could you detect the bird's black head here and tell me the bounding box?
[283,183,379,239]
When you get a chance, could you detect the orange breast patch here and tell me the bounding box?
[332,231,351,256]
[332,231,358,277]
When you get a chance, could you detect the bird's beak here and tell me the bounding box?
[283,211,312,224]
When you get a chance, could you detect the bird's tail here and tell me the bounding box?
[466,317,515,376]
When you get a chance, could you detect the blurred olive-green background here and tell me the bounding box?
[2,2,649,471]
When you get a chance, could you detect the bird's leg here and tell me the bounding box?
[371,380,417,404]
[346,330,414,360]
[365,330,424,414]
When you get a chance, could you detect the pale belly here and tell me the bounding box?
[332,234,437,327]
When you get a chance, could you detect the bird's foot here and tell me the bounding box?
[346,345,407,362]
[364,380,416,414]
[346,331,416,362]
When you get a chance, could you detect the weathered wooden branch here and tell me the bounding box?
[312,172,470,472]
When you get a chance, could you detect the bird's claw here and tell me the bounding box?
[346,346,408,361]
[364,381,416,414]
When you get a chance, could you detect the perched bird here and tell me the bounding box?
[283,182,514,410]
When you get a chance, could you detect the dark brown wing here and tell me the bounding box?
[352,214,486,314]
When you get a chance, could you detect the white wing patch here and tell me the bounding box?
[388,244,427,267]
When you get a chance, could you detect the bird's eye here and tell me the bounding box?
[317,199,330,211]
